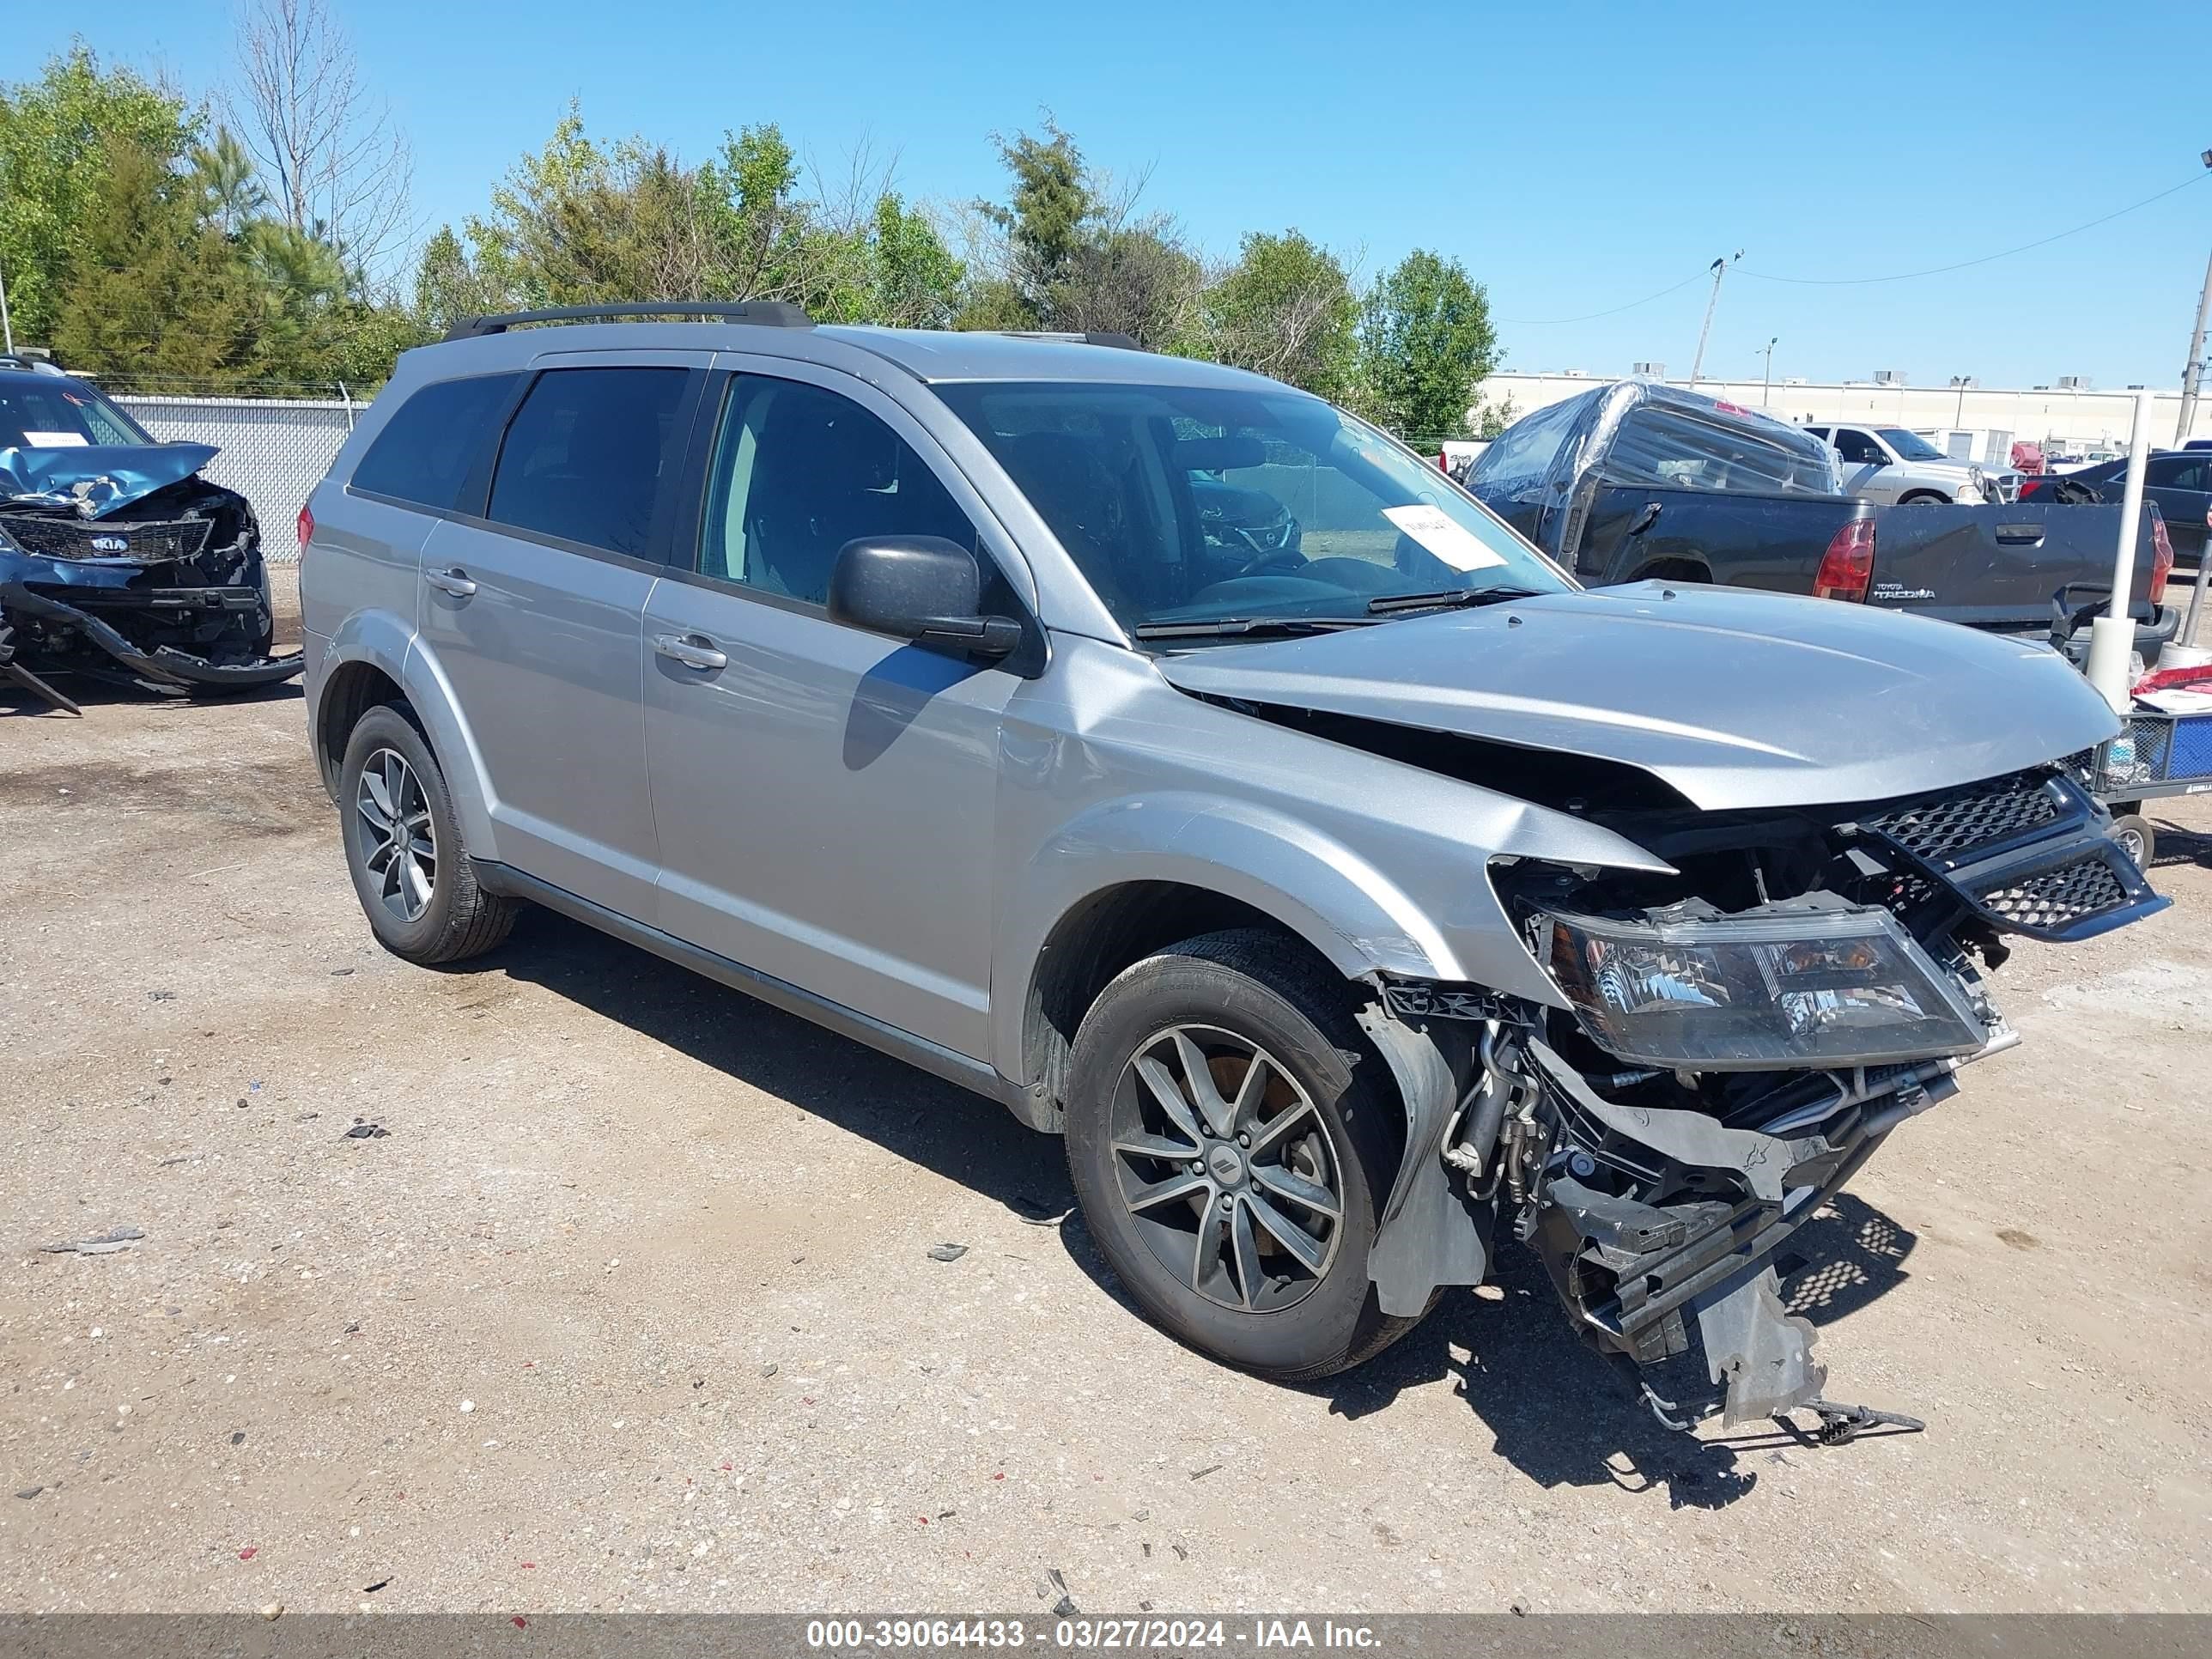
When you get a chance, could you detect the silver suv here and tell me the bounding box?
[301,304,2161,1429]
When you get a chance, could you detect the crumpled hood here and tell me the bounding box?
[0,443,220,520]
[1152,581,2120,811]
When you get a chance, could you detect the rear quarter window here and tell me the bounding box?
[349,373,522,509]
[1603,405,1839,495]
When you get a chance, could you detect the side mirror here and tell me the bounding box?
[826,536,1023,659]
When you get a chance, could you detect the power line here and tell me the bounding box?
[1741,171,2211,287]
[1498,266,1712,325]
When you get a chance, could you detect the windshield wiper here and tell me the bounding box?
[1365,586,1549,616]
[1131,615,1377,641]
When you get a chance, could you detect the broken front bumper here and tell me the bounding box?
[1522,1034,2008,1425]
[1,546,303,699]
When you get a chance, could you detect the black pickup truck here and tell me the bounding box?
[1466,380,2177,661]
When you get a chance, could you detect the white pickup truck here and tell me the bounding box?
[1801,421,2022,505]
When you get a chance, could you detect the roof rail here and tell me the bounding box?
[444,301,813,342]
[991,330,1147,352]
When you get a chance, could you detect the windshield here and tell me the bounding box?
[1878,428,1950,463]
[0,374,154,449]
[936,380,1569,638]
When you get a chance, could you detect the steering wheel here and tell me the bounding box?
[1231,547,1309,580]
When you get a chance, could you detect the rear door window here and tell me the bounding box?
[485,368,692,558]
[350,373,521,510]
[1604,406,1840,494]
[2148,455,2205,490]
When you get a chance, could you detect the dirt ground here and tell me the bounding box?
[3,566,2209,1616]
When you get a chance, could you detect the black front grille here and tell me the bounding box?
[3,516,211,562]
[1978,855,2126,932]
[1866,772,2061,863]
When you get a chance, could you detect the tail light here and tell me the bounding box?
[2148,515,2172,607]
[2018,477,2045,498]
[296,502,314,553]
[1814,518,1876,602]
[1437,449,1449,472]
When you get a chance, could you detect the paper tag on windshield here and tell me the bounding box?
[1382,504,1507,571]
[21,430,88,448]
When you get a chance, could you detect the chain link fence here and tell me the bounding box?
[110,389,367,564]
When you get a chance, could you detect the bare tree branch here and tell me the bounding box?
[229,0,414,284]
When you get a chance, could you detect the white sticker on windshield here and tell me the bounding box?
[21,430,88,447]
[1382,504,1507,571]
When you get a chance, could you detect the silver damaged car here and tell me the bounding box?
[298,305,2165,1433]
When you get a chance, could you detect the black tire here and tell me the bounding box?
[1898,490,1950,506]
[337,704,515,964]
[2112,812,2156,866]
[1064,928,1429,1382]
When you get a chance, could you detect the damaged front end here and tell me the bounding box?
[1,442,302,714]
[1407,765,2164,1431]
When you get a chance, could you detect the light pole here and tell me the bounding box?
[1757,337,1778,406]
[1688,250,1741,386]
[0,260,13,357]
[2176,148,2212,446]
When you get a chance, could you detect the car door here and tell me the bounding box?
[1829,427,1896,501]
[2144,454,2210,562]
[641,362,1028,1060]
[416,355,708,923]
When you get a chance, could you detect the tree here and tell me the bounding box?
[967,117,1202,352]
[232,0,411,282]
[52,136,258,382]
[1355,250,1498,440]
[416,108,966,336]
[191,125,268,234]
[1204,230,1358,400]
[0,47,198,347]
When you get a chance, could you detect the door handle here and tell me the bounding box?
[653,633,728,672]
[425,567,477,597]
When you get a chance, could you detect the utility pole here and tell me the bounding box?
[0,260,13,357]
[1688,251,1741,386]
[2178,149,2212,444]
[1758,337,1778,406]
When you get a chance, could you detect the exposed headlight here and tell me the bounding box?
[1538,906,1986,1069]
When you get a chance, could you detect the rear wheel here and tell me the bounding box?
[1063,929,1428,1381]
[338,705,515,964]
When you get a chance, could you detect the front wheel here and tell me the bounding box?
[1897,490,1951,506]
[1063,930,1428,1382]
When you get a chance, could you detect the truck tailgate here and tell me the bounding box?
[1868,501,2161,629]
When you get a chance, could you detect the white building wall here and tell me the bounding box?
[1474,372,2212,453]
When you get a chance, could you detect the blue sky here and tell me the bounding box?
[15,0,2212,388]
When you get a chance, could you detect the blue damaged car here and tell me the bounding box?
[0,357,301,714]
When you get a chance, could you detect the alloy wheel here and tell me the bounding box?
[1109,1024,1344,1313]
[355,746,437,923]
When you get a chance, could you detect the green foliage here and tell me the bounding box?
[51,135,257,380]
[0,47,199,346]
[4,52,1498,413]
[969,117,1202,352]
[1354,250,1498,440]
[1204,230,1358,400]
[3,45,417,388]
[416,108,966,337]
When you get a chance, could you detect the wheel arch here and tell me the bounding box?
[994,795,1466,1130]
[316,616,498,857]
